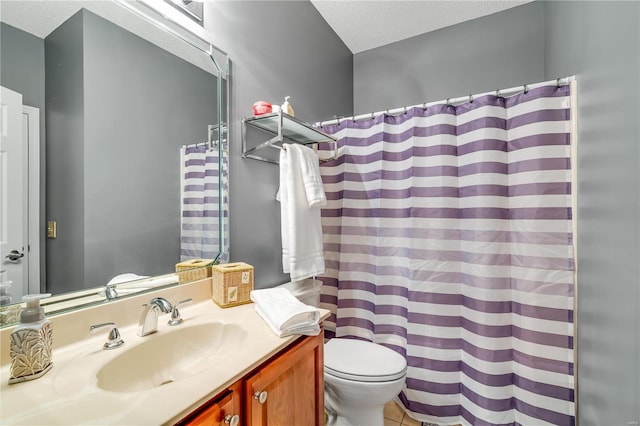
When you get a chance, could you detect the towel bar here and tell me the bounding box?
[242,111,338,164]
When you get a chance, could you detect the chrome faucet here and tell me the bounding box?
[137,297,173,337]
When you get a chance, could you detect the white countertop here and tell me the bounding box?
[0,297,329,425]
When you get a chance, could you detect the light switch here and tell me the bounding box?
[47,221,57,238]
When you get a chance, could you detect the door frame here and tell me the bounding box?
[23,105,40,294]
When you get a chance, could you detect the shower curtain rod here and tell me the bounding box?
[316,76,575,127]
[183,123,228,151]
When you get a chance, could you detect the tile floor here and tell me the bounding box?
[383,400,422,426]
[383,401,465,426]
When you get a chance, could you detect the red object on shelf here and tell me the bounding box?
[253,101,272,116]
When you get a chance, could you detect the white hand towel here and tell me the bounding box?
[250,288,321,337]
[294,144,327,208]
[278,144,326,281]
[278,150,291,273]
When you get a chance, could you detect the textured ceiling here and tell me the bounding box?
[0,0,216,74]
[1,1,119,39]
[1,1,533,59]
[310,0,533,53]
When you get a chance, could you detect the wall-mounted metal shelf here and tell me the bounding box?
[242,111,337,164]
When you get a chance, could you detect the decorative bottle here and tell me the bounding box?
[9,294,53,384]
[281,96,295,117]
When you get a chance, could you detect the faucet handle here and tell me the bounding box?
[168,298,193,326]
[90,322,125,350]
[104,284,118,301]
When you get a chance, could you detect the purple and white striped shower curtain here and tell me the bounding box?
[180,145,229,262]
[318,83,575,426]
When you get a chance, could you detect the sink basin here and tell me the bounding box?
[96,322,247,393]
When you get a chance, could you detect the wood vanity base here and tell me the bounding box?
[176,330,324,426]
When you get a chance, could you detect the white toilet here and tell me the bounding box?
[278,280,408,426]
[323,338,407,426]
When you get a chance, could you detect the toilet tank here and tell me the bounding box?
[277,279,322,307]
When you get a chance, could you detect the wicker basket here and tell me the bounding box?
[211,262,254,308]
[175,259,213,284]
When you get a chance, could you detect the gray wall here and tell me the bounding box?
[81,10,216,287]
[45,12,86,293]
[352,1,640,424]
[45,10,218,292]
[544,2,640,425]
[0,23,45,118]
[203,1,353,288]
[354,2,545,113]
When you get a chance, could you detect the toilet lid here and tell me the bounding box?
[324,339,407,382]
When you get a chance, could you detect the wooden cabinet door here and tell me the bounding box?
[244,332,324,426]
[178,381,242,426]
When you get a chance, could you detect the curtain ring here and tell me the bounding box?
[445,98,451,107]
[556,77,562,87]
[371,112,375,119]
[422,102,427,110]
[404,106,408,114]
[523,84,529,94]
[468,94,473,103]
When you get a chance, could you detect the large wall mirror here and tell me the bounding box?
[0,0,229,327]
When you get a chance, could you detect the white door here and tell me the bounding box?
[1,86,27,302]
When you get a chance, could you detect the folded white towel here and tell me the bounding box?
[278,143,326,281]
[250,288,321,337]
[107,273,150,285]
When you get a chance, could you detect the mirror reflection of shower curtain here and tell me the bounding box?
[179,145,228,262]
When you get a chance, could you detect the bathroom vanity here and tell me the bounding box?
[178,331,324,425]
[0,279,328,425]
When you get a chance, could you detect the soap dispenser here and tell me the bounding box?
[0,271,21,326]
[281,96,294,117]
[9,294,53,384]
[0,273,12,306]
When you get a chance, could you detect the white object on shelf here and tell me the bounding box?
[281,96,294,117]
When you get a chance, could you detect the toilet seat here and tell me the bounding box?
[324,339,407,383]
